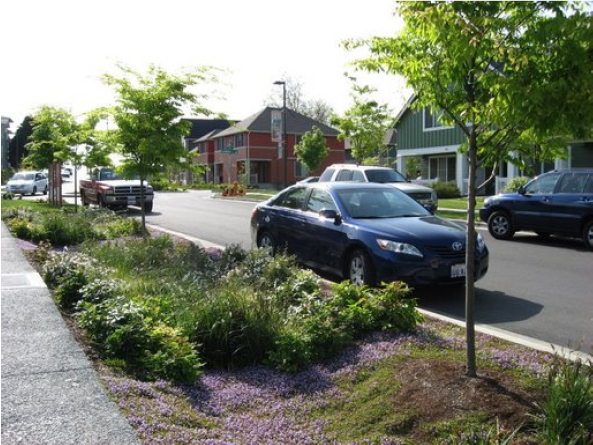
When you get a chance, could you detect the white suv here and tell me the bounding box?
[6,171,48,196]
[319,164,438,212]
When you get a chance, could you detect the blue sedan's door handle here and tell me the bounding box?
[542,196,551,203]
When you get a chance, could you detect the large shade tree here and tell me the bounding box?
[350,1,593,376]
[103,64,216,235]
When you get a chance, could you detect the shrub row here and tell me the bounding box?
[431,181,461,199]
[42,248,203,382]
[40,236,423,380]
[4,208,142,246]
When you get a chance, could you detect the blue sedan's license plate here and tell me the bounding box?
[451,263,466,278]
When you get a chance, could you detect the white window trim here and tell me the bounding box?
[422,107,454,132]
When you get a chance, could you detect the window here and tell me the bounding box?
[295,160,309,178]
[306,189,336,214]
[276,187,308,210]
[336,170,353,181]
[217,138,224,152]
[423,107,451,131]
[557,173,589,194]
[319,168,336,182]
[524,172,562,194]
[235,133,244,147]
[352,171,365,182]
[429,156,456,181]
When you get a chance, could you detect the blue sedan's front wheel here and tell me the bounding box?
[348,249,375,287]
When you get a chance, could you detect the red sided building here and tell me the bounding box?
[191,107,345,187]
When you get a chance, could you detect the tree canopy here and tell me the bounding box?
[350,1,593,376]
[330,83,392,164]
[294,126,330,173]
[103,64,216,232]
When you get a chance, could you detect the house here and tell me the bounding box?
[177,118,234,184]
[393,96,593,195]
[190,107,345,187]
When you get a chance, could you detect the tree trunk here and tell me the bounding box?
[465,129,478,378]
[140,177,147,238]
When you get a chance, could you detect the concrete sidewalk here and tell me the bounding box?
[1,222,139,445]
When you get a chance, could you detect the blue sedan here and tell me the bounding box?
[250,183,489,286]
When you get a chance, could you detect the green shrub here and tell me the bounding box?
[536,357,593,444]
[6,217,32,239]
[191,282,282,367]
[78,296,202,382]
[80,278,120,304]
[2,192,15,200]
[268,281,421,372]
[432,181,461,199]
[503,176,530,193]
[55,269,88,310]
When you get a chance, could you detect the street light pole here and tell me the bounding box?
[274,80,287,188]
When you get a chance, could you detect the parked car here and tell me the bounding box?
[318,164,438,213]
[251,182,488,286]
[479,169,593,250]
[6,171,48,196]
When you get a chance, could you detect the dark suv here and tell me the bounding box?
[479,170,593,250]
[319,164,438,213]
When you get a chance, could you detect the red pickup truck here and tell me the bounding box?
[80,167,154,212]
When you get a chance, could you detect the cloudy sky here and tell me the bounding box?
[1,0,410,128]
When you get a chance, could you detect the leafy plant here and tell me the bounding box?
[503,176,531,194]
[432,181,461,199]
[535,357,593,445]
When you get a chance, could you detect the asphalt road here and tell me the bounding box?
[143,190,593,354]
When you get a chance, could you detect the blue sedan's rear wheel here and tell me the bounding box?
[348,249,374,287]
[257,231,276,255]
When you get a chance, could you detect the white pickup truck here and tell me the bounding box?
[79,167,154,212]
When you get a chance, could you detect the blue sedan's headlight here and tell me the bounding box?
[377,239,424,258]
[476,233,486,252]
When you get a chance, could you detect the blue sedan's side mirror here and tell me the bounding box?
[319,209,342,224]
[518,186,526,195]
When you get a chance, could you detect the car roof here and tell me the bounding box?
[326,164,393,171]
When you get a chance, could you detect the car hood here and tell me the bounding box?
[385,182,433,193]
[350,215,467,245]
[98,179,150,187]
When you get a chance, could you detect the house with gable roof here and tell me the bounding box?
[190,106,345,187]
[393,96,593,195]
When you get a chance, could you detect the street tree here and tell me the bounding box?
[350,1,593,376]
[294,126,330,174]
[24,105,79,204]
[330,83,392,164]
[103,64,216,235]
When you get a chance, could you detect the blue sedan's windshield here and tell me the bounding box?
[336,189,429,219]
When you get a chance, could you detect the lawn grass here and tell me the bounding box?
[1,198,77,213]
[439,196,486,210]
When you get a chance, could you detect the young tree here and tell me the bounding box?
[103,64,216,235]
[330,83,392,164]
[351,2,593,376]
[294,126,330,174]
[24,105,79,204]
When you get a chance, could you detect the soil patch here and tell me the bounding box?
[393,358,540,442]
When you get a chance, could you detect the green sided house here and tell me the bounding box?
[394,96,593,195]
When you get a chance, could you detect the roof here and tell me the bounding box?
[214,107,339,138]
[182,118,235,139]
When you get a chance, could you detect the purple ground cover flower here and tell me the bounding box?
[100,322,549,444]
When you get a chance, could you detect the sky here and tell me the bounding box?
[1,0,411,130]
